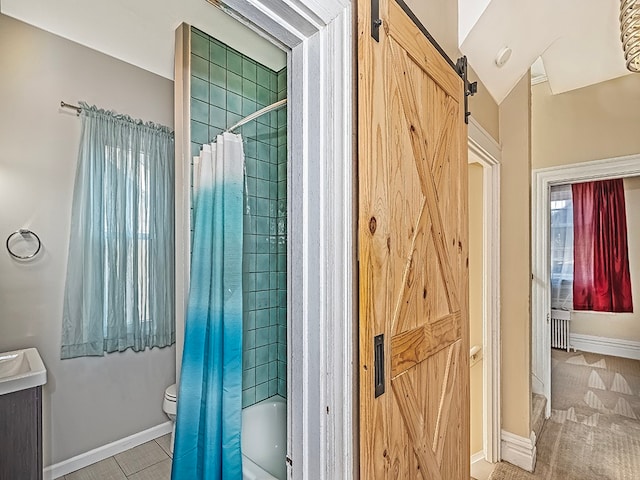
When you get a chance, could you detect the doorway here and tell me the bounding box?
[173,1,354,478]
[468,119,502,475]
[532,154,640,417]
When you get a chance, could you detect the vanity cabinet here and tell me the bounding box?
[0,386,43,480]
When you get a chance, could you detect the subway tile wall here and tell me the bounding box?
[189,27,287,408]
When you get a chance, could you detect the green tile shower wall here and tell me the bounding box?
[189,28,287,408]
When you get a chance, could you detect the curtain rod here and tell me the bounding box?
[225,98,287,134]
[60,101,82,115]
[62,98,286,131]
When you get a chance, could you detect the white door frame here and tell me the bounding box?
[531,154,640,418]
[174,1,354,479]
[468,118,502,464]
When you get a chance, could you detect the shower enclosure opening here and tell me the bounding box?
[182,23,288,480]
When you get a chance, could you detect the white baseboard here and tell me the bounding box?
[501,430,537,472]
[43,421,172,480]
[531,374,544,396]
[471,451,485,466]
[570,333,640,360]
[470,451,496,480]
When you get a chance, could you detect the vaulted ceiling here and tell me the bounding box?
[459,0,632,103]
[2,0,633,104]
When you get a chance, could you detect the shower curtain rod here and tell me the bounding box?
[62,98,287,133]
[225,98,287,134]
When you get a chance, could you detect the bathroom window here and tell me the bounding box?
[61,103,175,359]
[102,147,152,331]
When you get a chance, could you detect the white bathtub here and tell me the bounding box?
[242,396,287,480]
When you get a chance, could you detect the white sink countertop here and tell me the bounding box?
[0,347,47,396]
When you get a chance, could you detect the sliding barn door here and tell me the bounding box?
[357,0,470,478]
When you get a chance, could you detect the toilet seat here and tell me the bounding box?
[163,384,177,417]
[165,383,177,401]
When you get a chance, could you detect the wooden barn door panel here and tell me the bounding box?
[358,0,469,478]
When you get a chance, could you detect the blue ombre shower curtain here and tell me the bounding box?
[172,133,244,479]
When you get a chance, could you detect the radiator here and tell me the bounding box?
[551,309,572,352]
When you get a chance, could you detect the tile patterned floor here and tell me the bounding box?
[55,427,495,479]
[56,434,172,480]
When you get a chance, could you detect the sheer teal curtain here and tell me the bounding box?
[61,102,175,359]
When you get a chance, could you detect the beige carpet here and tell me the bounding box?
[490,350,640,480]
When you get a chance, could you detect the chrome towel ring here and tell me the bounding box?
[6,229,42,260]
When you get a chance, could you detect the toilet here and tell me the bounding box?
[162,383,177,454]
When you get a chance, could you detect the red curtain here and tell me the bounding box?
[572,179,633,312]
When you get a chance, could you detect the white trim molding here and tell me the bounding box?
[501,430,537,473]
[532,154,640,418]
[469,117,501,165]
[174,2,354,479]
[531,374,544,396]
[468,117,502,464]
[471,451,487,466]
[43,422,172,480]
[570,334,640,360]
[470,451,497,480]
[531,74,548,86]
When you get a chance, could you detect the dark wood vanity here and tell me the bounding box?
[0,386,43,480]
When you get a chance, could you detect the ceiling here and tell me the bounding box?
[0,0,287,79]
[2,0,633,103]
[459,0,632,103]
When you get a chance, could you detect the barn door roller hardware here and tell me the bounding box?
[456,56,478,124]
[371,0,478,123]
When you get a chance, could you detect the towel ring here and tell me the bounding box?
[6,229,42,260]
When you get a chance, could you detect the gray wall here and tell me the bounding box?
[0,14,176,466]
